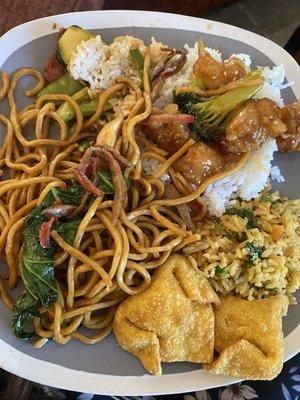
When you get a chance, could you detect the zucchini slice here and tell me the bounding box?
[58,25,95,65]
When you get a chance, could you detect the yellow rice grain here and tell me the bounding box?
[185,191,300,302]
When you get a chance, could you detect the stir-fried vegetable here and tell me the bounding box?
[56,87,89,120]
[271,224,284,241]
[222,227,247,243]
[58,25,95,65]
[12,193,58,339]
[98,170,131,194]
[12,293,40,340]
[56,218,81,245]
[96,117,123,147]
[130,48,144,81]
[151,49,187,100]
[39,216,57,249]
[215,266,229,277]
[37,72,83,98]
[78,140,93,152]
[56,87,112,122]
[174,69,263,140]
[226,207,258,229]
[261,194,282,204]
[51,183,85,205]
[43,54,66,83]
[245,242,265,265]
[12,184,84,340]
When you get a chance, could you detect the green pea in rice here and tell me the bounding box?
[184,191,300,303]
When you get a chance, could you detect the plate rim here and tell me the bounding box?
[0,9,300,396]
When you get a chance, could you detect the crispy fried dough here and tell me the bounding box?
[204,295,288,380]
[113,254,219,375]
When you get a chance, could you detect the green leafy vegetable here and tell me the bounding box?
[12,184,85,340]
[98,171,131,195]
[130,48,144,81]
[245,242,265,265]
[21,193,58,307]
[222,227,248,243]
[12,293,39,340]
[215,266,229,277]
[52,183,85,205]
[226,207,258,229]
[78,140,92,152]
[260,194,281,204]
[56,218,81,244]
[12,192,57,340]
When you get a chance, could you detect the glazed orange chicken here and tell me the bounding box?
[142,121,190,154]
[277,101,300,151]
[193,50,246,90]
[220,98,287,154]
[142,120,224,185]
[173,142,224,185]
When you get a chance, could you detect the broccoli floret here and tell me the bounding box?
[173,90,202,114]
[174,69,263,141]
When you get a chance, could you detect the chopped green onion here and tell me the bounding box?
[130,48,144,82]
[215,266,229,277]
[226,207,258,229]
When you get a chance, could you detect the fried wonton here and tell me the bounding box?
[113,254,219,375]
[204,295,289,380]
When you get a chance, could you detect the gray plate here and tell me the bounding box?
[0,26,299,377]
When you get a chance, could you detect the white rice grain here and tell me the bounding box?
[202,138,284,216]
[69,35,143,92]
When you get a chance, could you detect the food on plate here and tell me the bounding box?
[193,42,247,90]
[276,101,300,151]
[58,25,95,65]
[173,70,263,141]
[173,142,224,184]
[0,25,299,380]
[220,98,287,153]
[186,191,300,302]
[114,254,219,375]
[204,295,288,380]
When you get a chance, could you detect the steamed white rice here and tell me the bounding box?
[202,138,284,216]
[69,35,292,217]
[69,35,143,91]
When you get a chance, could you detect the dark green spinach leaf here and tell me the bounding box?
[21,193,58,308]
[56,218,81,244]
[12,292,39,340]
[13,184,85,340]
[98,170,131,194]
[52,183,85,205]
